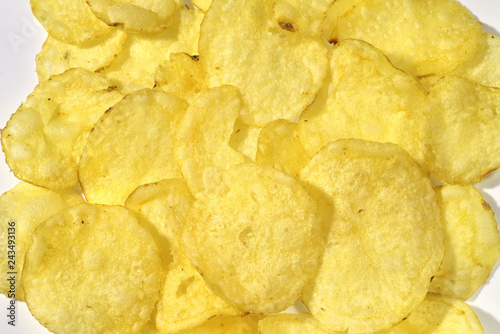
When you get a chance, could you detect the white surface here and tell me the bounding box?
[0,1,499,333]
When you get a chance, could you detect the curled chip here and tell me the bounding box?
[324,0,482,76]
[297,39,426,165]
[199,0,328,126]
[182,162,323,313]
[36,29,127,82]
[1,68,123,189]
[79,89,187,205]
[125,179,241,333]
[377,293,483,333]
[23,203,162,334]
[176,314,264,334]
[228,117,262,162]
[256,119,311,177]
[299,139,444,333]
[31,0,113,45]
[272,0,335,36]
[0,182,83,301]
[431,184,500,300]
[191,0,211,12]
[424,75,500,184]
[259,313,331,334]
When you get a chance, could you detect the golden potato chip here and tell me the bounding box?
[418,75,442,93]
[191,0,211,12]
[256,119,311,177]
[298,39,426,165]
[176,314,264,334]
[324,0,482,76]
[101,5,204,94]
[36,29,127,82]
[431,185,500,300]
[31,0,113,45]
[299,139,444,333]
[182,162,323,313]
[86,0,181,32]
[258,313,331,334]
[175,86,245,194]
[199,0,328,126]
[228,117,262,162]
[452,32,500,88]
[79,89,187,205]
[377,293,483,333]
[125,179,242,333]
[0,182,83,301]
[154,52,208,102]
[23,203,162,334]
[272,0,335,36]
[424,76,500,184]
[1,68,123,189]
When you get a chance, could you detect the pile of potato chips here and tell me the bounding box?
[1,0,500,333]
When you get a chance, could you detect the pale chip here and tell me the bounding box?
[176,314,264,334]
[258,313,331,334]
[228,118,262,162]
[272,0,335,36]
[191,0,212,12]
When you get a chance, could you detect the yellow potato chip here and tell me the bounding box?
[199,0,328,126]
[79,89,187,205]
[101,5,204,94]
[191,0,211,12]
[36,29,127,82]
[256,119,311,176]
[424,75,500,184]
[324,0,482,76]
[299,139,444,333]
[228,117,262,162]
[298,39,426,165]
[431,185,500,300]
[23,203,162,334]
[176,314,264,334]
[1,68,123,189]
[0,182,83,301]
[272,0,335,36]
[125,179,242,333]
[175,86,245,194]
[258,313,332,334]
[182,162,323,313]
[31,0,113,45]
[377,293,483,333]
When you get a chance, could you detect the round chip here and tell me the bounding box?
[22,203,162,334]
[182,162,324,313]
[298,139,444,333]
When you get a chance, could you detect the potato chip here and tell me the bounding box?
[23,203,162,334]
[272,0,335,36]
[191,0,211,12]
[176,314,264,334]
[430,185,500,300]
[36,29,127,82]
[299,139,444,333]
[101,5,204,94]
[125,179,242,333]
[452,32,500,88]
[258,313,331,334]
[256,119,311,176]
[298,39,426,165]
[199,0,328,126]
[182,162,323,313]
[0,182,83,301]
[228,117,262,162]
[79,89,187,205]
[30,0,113,45]
[175,86,245,194]
[377,293,483,333]
[324,0,482,76]
[1,68,123,190]
[424,75,500,184]
[86,0,181,32]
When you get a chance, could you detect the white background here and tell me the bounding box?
[0,0,499,333]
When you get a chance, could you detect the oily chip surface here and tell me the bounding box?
[182,162,323,313]
[299,139,444,333]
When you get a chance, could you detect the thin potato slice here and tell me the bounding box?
[125,179,241,333]
[377,293,483,333]
[256,119,311,176]
[431,185,500,300]
[31,0,113,45]
[324,0,482,76]
[228,118,262,162]
[258,313,332,334]
[79,89,187,205]
[299,139,444,333]
[36,29,127,82]
[191,0,211,12]
[297,39,426,165]
[424,76,500,184]
[182,162,324,313]
[176,314,264,334]
[23,203,163,334]
[199,0,328,126]
[272,0,335,36]
[1,68,123,189]
[175,86,245,194]
[0,182,83,301]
